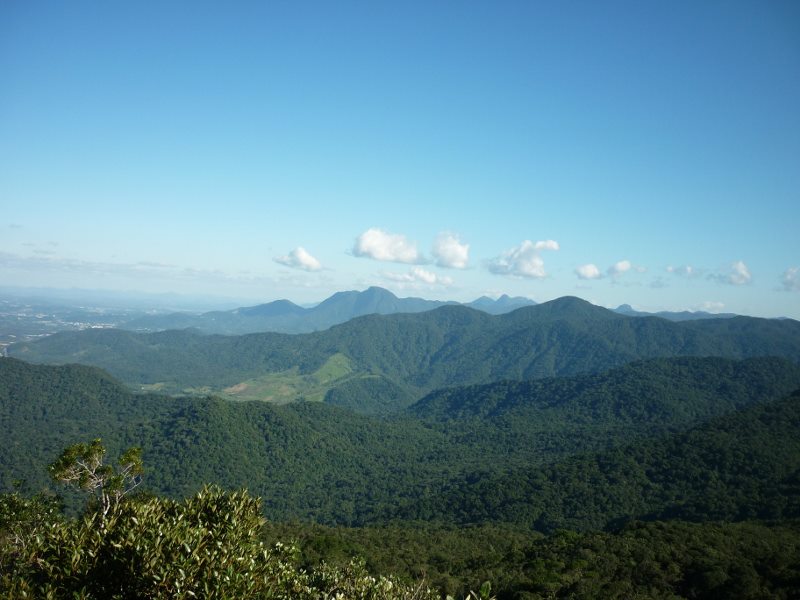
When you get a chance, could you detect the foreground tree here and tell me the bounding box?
[1,440,449,599]
[48,439,142,522]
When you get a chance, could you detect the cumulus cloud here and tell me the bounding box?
[535,240,560,251]
[730,261,752,284]
[273,247,322,272]
[574,258,644,282]
[353,228,423,264]
[382,267,453,287]
[608,260,632,278]
[575,263,602,280]
[709,260,752,285]
[487,240,559,279]
[432,232,469,269]
[782,267,800,292]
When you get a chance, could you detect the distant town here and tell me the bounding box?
[0,297,140,355]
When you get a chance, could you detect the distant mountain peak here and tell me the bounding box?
[364,285,396,295]
[237,299,306,317]
[360,286,400,301]
[540,296,599,310]
[466,294,536,315]
[523,296,619,320]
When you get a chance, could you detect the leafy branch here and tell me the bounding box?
[48,439,143,521]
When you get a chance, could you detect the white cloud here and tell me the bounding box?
[575,263,602,280]
[382,267,453,287]
[487,239,559,279]
[575,259,644,281]
[710,260,751,285]
[782,266,800,292]
[729,261,751,285]
[273,247,322,272]
[608,260,632,278]
[432,232,469,269]
[533,240,560,251]
[353,228,423,264]
[667,265,698,277]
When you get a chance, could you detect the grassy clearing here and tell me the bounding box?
[135,354,364,404]
[217,353,360,404]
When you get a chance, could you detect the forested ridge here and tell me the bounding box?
[9,297,800,411]
[3,355,800,527]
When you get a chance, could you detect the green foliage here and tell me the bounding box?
[402,389,800,531]
[0,490,63,573]
[262,520,800,599]
[509,520,800,599]
[49,439,143,518]
[1,484,442,599]
[262,521,538,598]
[324,374,416,415]
[3,356,800,528]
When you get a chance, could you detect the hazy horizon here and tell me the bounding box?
[2,2,799,319]
[1,283,790,321]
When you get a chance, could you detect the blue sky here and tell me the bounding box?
[1,1,799,317]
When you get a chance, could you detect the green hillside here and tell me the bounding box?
[399,388,800,530]
[3,355,800,529]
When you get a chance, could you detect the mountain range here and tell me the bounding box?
[120,286,538,335]
[119,286,743,336]
[613,303,739,321]
[9,295,800,414]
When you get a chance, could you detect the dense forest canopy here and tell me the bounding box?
[2,356,800,529]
